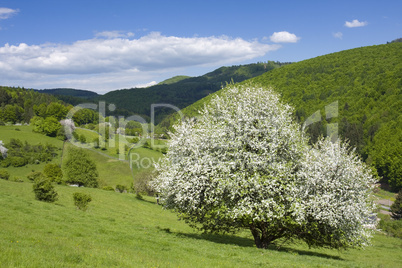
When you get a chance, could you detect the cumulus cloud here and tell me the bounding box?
[345,19,368,28]
[269,31,301,43]
[95,30,135,39]
[0,7,18,19]
[0,32,280,92]
[134,81,158,88]
[333,32,343,39]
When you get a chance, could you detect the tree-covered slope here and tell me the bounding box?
[0,86,68,124]
[97,62,289,123]
[36,88,100,99]
[168,43,402,190]
[157,75,191,85]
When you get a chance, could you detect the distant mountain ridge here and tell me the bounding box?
[157,75,191,85]
[36,88,100,99]
[95,61,290,122]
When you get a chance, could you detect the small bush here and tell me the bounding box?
[115,184,127,193]
[73,192,92,211]
[33,178,58,202]
[0,160,10,167]
[133,170,155,196]
[93,137,100,149]
[379,214,402,239]
[27,171,45,181]
[43,163,63,184]
[79,134,86,144]
[4,156,27,167]
[143,141,151,149]
[0,169,10,180]
[160,147,168,154]
[391,190,402,220]
[102,186,114,191]
[72,131,79,141]
[12,176,24,182]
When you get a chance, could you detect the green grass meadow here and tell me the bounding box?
[0,126,65,181]
[1,179,402,267]
[0,125,164,189]
[1,125,402,267]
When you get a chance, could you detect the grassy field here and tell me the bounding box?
[0,179,401,267]
[0,125,164,189]
[1,125,401,267]
[0,125,64,147]
[0,125,65,181]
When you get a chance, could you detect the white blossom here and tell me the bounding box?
[152,84,376,249]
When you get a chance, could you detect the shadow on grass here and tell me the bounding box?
[173,231,255,248]
[166,230,344,261]
[272,245,344,261]
[134,195,157,205]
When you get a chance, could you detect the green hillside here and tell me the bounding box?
[36,88,99,99]
[0,125,161,189]
[35,88,101,107]
[164,43,402,190]
[0,86,67,124]
[1,178,401,267]
[157,75,191,85]
[97,62,289,124]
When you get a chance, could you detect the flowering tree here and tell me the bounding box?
[296,138,376,248]
[152,84,376,249]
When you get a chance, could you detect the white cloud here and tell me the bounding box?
[134,81,158,88]
[0,7,19,19]
[0,32,280,92]
[95,30,135,39]
[269,31,301,43]
[344,19,368,28]
[333,32,343,39]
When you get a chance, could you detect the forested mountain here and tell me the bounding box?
[165,43,402,190]
[0,86,66,124]
[37,88,99,99]
[35,88,100,106]
[96,61,290,123]
[157,75,191,85]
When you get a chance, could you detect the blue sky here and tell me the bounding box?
[0,0,401,93]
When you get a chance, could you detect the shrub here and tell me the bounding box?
[73,192,92,211]
[8,156,27,167]
[391,190,402,220]
[79,134,86,144]
[379,214,402,239]
[63,147,98,187]
[115,184,127,193]
[134,170,155,196]
[0,159,10,168]
[72,131,79,141]
[93,137,100,148]
[102,186,114,191]
[143,141,151,149]
[33,178,58,202]
[43,163,63,184]
[12,176,24,182]
[0,169,10,180]
[27,171,45,181]
[43,116,62,137]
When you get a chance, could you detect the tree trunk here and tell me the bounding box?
[250,223,276,249]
